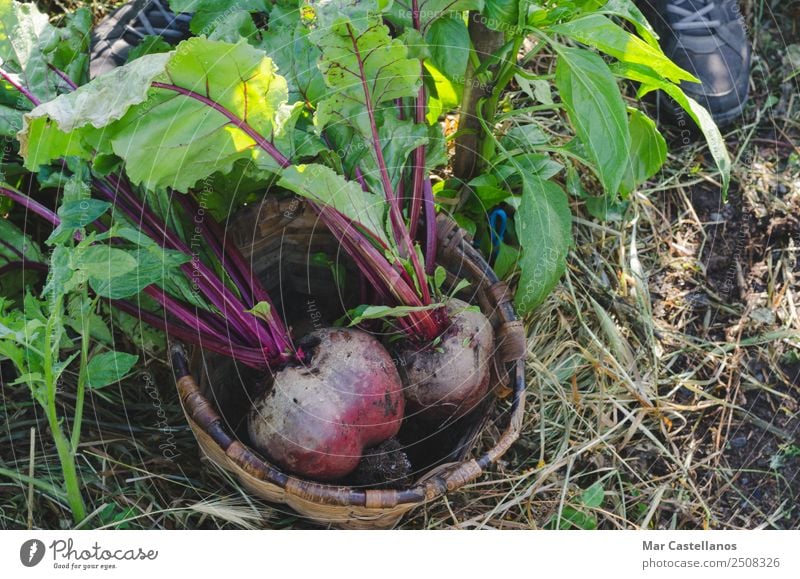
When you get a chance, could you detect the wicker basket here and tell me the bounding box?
[171,198,527,529]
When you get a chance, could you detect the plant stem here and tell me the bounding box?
[0,184,60,226]
[452,14,505,187]
[42,294,86,523]
[69,289,93,453]
[0,67,40,106]
[344,23,431,306]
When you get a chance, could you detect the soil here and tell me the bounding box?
[653,153,800,527]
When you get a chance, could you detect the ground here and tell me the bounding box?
[0,0,797,529]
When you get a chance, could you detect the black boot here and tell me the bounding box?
[90,0,192,78]
[639,0,751,128]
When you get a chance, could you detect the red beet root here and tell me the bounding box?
[396,299,493,421]
[247,327,405,480]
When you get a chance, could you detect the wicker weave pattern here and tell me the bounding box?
[173,201,527,528]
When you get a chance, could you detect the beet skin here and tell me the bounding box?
[396,299,493,421]
[247,328,405,480]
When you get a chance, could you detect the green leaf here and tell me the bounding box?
[426,17,470,85]
[126,35,173,62]
[19,51,173,168]
[551,14,696,84]
[75,246,137,280]
[245,301,273,323]
[433,265,447,290]
[346,303,440,327]
[620,109,666,196]
[0,1,90,102]
[312,1,422,136]
[47,199,111,245]
[168,0,269,35]
[555,46,630,197]
[514,74,553,105]
[611,61,730,196]
[599,0,660,48]
[493,242,520,279]
[88,245,189,299]
[256,5,326,104]
[0,217,42,264]
[552,506,597,530]
[515,175,572,315]
[0,104,23,137]
[481,0,518,29]
[86,351,138,389]
[65,295,113,345]
[21,38,293,192]
[278,163,390,246]
[580,481,605,508]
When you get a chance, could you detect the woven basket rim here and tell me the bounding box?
[172,208,527,511]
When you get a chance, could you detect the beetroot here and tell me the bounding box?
[396,299,493,421]
[247,328,405,480]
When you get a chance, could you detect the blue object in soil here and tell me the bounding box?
[488,208,507,262]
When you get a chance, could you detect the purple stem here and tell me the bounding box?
[0,237,24,260]
[47,64,78,91]
[0,184,59,226]
[344,23,432,306]
[423,178,437,274]
[98,175,285,349]
[172,192,253,304]
[409,1,437,265]
[0,67,40,106]
[112,299,272,368]
[0,260,48,277]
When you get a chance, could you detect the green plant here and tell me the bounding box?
[545,481,606,530]
[443,1,730,314]
[0,214,138,524]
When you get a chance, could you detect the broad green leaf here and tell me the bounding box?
[205,11,259,43]
[555,46,630,197]
[0,0,90,102]
[66,294,113,345]
[514,74,553,105]
[86,351,139,389]
[386,0,483,32]
[312,2,422,136]
[257,4,326,104]
[482,0,518,28]
[620,109,666,196]
[0,0,46,74]
[493,242,520,279]
[75,246,137,280]
[88,246,189,300]
[551,14,696,84]
[19,51,172,167]
[515,175,572,315]
[126,35,173,62]
[612,61,730,195]
[47,199,111,245]
[278,163,390,246]
[552,506,597,530]
[20,38,294,192]
[426,17,470,85]
[0,104,22,137]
